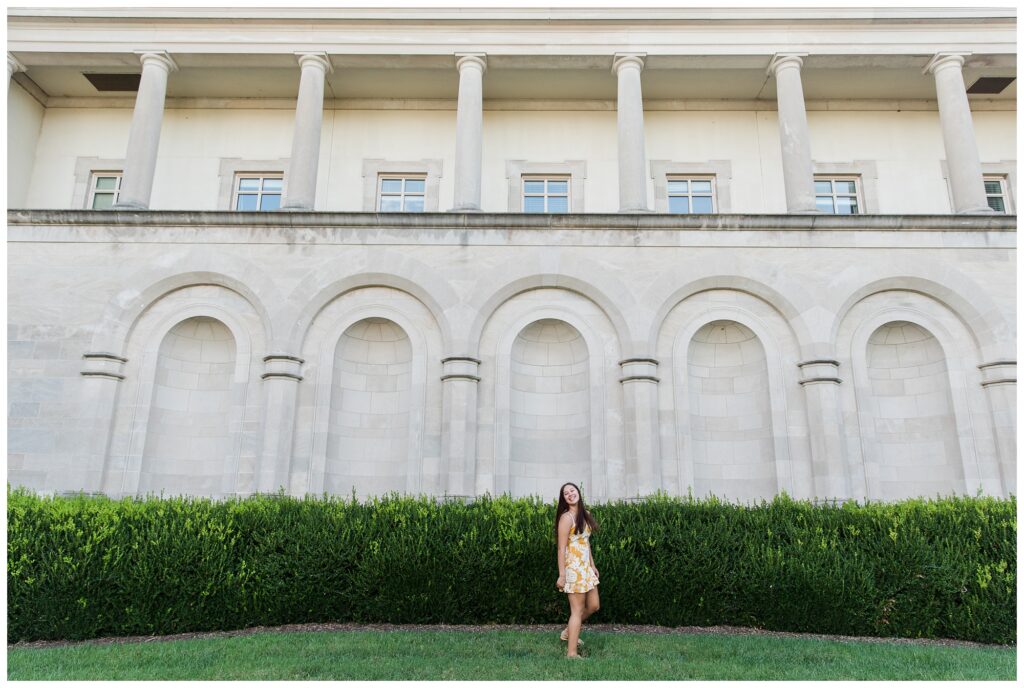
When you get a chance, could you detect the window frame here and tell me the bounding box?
[813,175,863,215]
[665,175,717,214]
[376,174,428,212]
[521,175,571,213]
[87,171,123,209]
[232,173,284,212]
[650,160,732,213]
[361,159,443,212]
[505,160,586,213]
[983,175,1010,214]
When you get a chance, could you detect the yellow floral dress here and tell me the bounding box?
[562,523,599,593]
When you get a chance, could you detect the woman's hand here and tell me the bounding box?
[556,576,565,590]
[591,565,599,578]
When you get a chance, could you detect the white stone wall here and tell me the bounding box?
[12,106,1016,214]
[6,214,1016,502]
[6,81,44,209]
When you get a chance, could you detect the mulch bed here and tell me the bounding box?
[9,622,1012,651]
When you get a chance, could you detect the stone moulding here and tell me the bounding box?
[6,209,1017,232]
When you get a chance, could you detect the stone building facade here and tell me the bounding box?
[7,8,1017,502]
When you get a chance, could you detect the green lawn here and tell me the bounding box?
[7,629,1016,681]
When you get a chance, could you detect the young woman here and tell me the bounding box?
[555,482,600,658]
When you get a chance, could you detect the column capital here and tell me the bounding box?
[441,356,481,382]
[134,51,178,73]
[767,53,808,76]
[455,53,487,74]
[295,52,333,74]
[923,52,970,75]
[262,354,304,382]
[612,53,646,74]
[8,53,26,75]
[619,358,659,383]
[798,359,842,385]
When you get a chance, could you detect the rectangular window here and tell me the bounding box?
[377,176,426,212]
[233,174,283,211]
[522,176,570,213]
[88,172,122,209]
[984,176,1008,213]
[814,177,861,215]
[666,177,716,214]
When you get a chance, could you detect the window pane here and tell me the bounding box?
[984,180,1003,195]
[523,180,545,194]
[238,178,260,191]
[814,180,832,194]
[259,194,281,211]
[404,179,425,193]
[815,196,835,214]
[987,196,1006,213]
[668,196,689,213]
[94,176,118,191]
[835,196,858,215]
[691,180,712,193]
[547,180,568,194]
[404,197,425,212]
[262,178,283,192]
[547,196,569,213]
[380,179,402,193]
[692,196,714,213]
[667,180,688,193]
[91,193,115,209]
[523,196,546,212]
[379,196,402,212]
[835,180,857,194]
[236,194,258,211]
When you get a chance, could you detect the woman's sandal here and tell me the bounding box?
[559,630,584,646]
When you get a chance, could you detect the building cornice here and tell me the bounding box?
[7,210,1015,233]
[6,8,1017,22]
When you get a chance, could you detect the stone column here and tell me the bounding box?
[925,53,994,214]
[768,54,818,214]
[978,360,1016,495]
[257,355,304,494]
[440,357,480,496]
[8,53,25,90]
[77,353,129,493]
[620,358,661,495]
[798,359,853,499]
[112,52,177,210]
[613,54,650,212]
[451,54,487,212]
[281,53,332,211]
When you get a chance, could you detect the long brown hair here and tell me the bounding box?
[554,482,598,538]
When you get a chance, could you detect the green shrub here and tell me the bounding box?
[7,488,1015,644]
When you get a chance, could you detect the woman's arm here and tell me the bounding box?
[556,513,572,589]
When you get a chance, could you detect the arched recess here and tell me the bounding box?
[102,285,266,497]
[89,263,276,356]
[139,317,236,497]
[294,286,443,499]
[284,257,457,354]
[655,290,811,501]
[467,272,634,358]
[509,319,591,499]
[324,318,414,497]
[836,290,1003,500]
[687,321,777,503]
[831,275,1012,361]
[642,264,815,358]
[475,288,624,501]
[862,321,964,500]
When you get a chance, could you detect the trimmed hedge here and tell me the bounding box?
[7,488,1015,644]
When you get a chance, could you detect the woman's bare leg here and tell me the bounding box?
[566,593,586,657]
[563,586,600,640]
